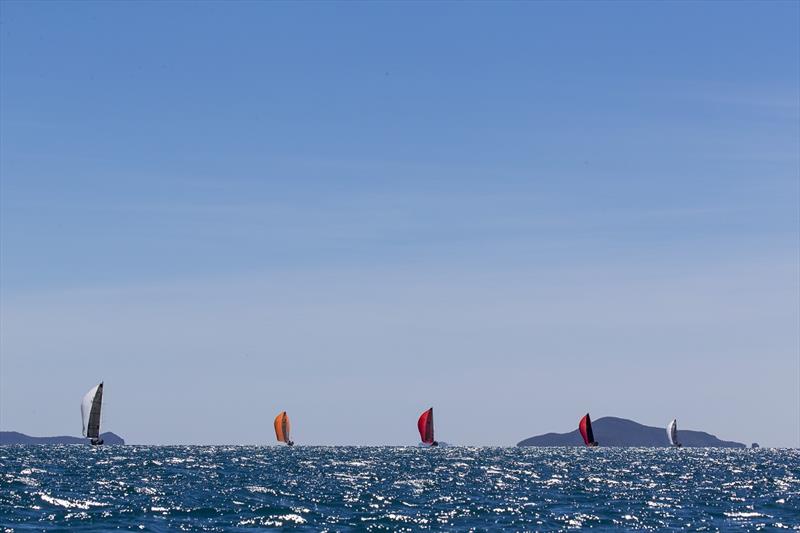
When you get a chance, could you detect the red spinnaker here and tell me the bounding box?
[578,413,595,446]
[418,408,435,444]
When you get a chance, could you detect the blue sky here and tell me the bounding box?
[1,1,798,446]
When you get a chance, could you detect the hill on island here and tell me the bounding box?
[0,431,125,445]
[517,417,745,447]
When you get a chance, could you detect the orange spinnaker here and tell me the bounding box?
[274,411,291,443]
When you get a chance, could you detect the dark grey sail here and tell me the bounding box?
[81,383,104,445]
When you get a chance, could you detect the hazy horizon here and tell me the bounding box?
[1,1,798,447]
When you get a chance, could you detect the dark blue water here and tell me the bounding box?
[1,446,797,531]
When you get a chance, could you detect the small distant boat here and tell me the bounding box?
[81,383,104,446]
[274,411,294,446]
[578,413,598,447]
[667,418,682,447]
[417,407,438,447]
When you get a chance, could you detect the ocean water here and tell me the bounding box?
[1,446,797,531]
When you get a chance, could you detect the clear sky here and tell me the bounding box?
[1,1,798,447]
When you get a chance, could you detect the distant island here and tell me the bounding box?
[517,417,745,447]
[0,431,125,445]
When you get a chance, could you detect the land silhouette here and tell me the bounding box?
[517,417,745,447]
[0,418,749,447]
[0,431,125,445]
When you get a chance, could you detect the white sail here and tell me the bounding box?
[667,418,679,446]
[81,383,103,438]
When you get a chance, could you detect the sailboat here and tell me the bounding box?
[417,407,438,446]
[578,413,598,447]
[274,411,294,446]
[667,418,682,447]
[81,382,104,446]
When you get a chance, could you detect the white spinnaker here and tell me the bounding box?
[81,384,100,437]
[667,419,678,446]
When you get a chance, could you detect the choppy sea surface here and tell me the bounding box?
[1,446,798,531]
